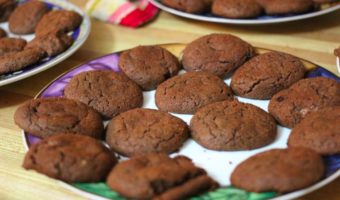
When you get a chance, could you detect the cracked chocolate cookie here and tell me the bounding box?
[106,108,189,156]
[231,51,306,99]
[107,153,218,199]
[26,32,73,56]
[0,37,27,56]
[0,0,17,22]
[191,100,277,151]
[256,0,314,15]
[35,10,82,36]
[161,0,211,14]
[9,0,50,34]
[155,71,234,114]
[288,106,340,155]
[14,97,104,139]
[231,147,325,193]
[119,45,181,91]
[268,77,340,128]
[212,0,263,19]
[0,28,7,38]
[64,70,143,119]
[23,133,118,183]
[182,34,255,78]
[0,47,45,75]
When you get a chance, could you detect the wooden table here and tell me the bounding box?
[0,0,339,199]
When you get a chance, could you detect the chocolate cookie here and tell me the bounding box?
[288,106,340,155]
[0,47,45,75]
[119,45,181,91]
[0,0,17,22]
[334,47,340,57]
[23,134,117,183]
[182,34,255,78]
[9,0,50,34]
[14,97,104,139]
[106,108,189,156]
[256,0,314,15]
[231,51,306,99]
[268,77,340,128]
[64,70,143,119]
[0,28,7,38]
[161,0,211,14]
[231,148,325,193]
[26,32,73,56]
[0,37,27,56]
[191,100,277,151]
[155,71,234,114]
[35,10,83,36]
[107,153,218,199]
[212,0,263,19]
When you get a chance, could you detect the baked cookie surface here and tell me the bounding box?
[0,0,17,22]
[256,0,314,15]
[212,0,263,19]
[0,37,27,56]
[0,28,7,38]
[161,0,211,14]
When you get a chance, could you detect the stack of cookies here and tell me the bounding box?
[0,0,83,75]
[15,33,340,199]
[161,0,337,19]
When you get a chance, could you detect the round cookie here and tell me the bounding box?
[268,77,340,128]
[182,34,255,78]
[0,37,27,56]
[119,45,181,91]
[23,134,117,183]
[107,153,218,199]
[14,97,104,139]
[231,148,325,193]
[231,51,306,99]
[212,0,263,19]
[161,0,211,14]
[155,71,234,114]
[9,0,50,34]
[334,47,340,57]
[191,100,277,151]
[0,0,17,22]
[106,108,189,156]
[64,70,143,119]
[35,10,82,36]
[256,0,314,15]
[288,106,340,155]
[0,28,7,38]
[26,32,73,56]
[0,47,45,75]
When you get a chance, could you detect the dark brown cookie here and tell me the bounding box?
[231,51,306,99]
[107,153,218,199]
[334,47,340,57]
[14,97,104,139]
[0,0,17,22]
[106,108,189,157]
[8,1,50,34]
[0,28,7,38]
[161,0,211,14]
[256,0,314,15]
[26,32,73,57]
[182,34,255,78]
[0,47,45,75]
[288,106,340,155]
[0,37,27,56]
[23,134,117,183]
[191,100,277,151]
[119,45,181,91]
[155,71,234,114]
[268,77,340,128]
[212,0,263,19]
[64,70,143,119]
[35,10,83,36]
[231,148,325,193]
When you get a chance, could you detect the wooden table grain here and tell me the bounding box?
[0,0,339,199]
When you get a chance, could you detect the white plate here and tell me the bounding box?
[0,0,91,87]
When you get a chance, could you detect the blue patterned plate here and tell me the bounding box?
[149,0,340,25]
[23,44,339,200]
[0,0,91,86]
